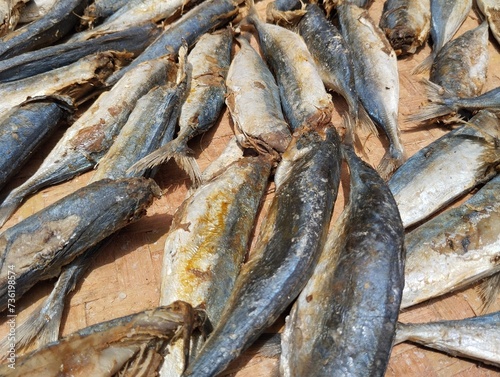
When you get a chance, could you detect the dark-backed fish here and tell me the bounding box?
[401,173,500,309]
[129,28,233,183]
[0,302,205,377]
[413,0,472,73]
[81,0,133,28]
[338,2,404,178]
[297,4,367,130]
[379,0,431,56]
[389,110,500,228]
[17,0,57,24]
[0,98,71,192]
[429,21,489,100]
[245,3,333,132]
[0,23,161,83]
[0,177,161,312]
[0,0,88,59]
[183,123,341,377]
[106,0,238,85]
[281,144,405,377]
[395,311,500,368]
[0,56,174,228]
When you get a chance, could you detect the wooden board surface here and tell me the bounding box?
[1,0,500,376]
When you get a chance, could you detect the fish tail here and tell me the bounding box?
[265,2,306,25]
[477,271,500,314]
[411,53,433,75]
[127,138,202,185]
[377,144,406,180]
[0,193,23,228]
[406,79,460,123]
[393,322,411,345]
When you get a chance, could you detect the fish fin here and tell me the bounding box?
[477,271,500,314]
[406,79,458,123]
[127,138,201,186]
[393,322,410,345]
[411,53,433,75]
[357,101,379,136]
[0,195,23,228]
[377,144,406,180]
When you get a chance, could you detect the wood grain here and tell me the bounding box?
[1,0,500,376]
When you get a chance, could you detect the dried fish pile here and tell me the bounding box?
[0,0,499,376]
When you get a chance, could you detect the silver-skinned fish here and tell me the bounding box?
[395,311,500,368]
[389,109,500,228]
[401,173,500,309]
[338,2,405,178]
[477,0,500,46]
[129,28,233,184]
[413,0,472,73]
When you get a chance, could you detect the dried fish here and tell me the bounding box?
[0,0,89,59]
[159,153,273,377]
[0,177,161,312]
[0,0,28,36]
[407,80,500,124]
[413,0,472,74]
[106,0,238,85]
[395,311,500,368]
[92,49,188,181]
[0,23,161,83]
[70,0,201,42]
[338,2,404,178]
[401,173,500,309]
[477,0,500,46]
[0,98,71,192]
[0,51,128,116]
[0,56,174,228]
[265,0,304,24]
[429,21,489,99]
[225,35,291,154]
[184,123,341,376]
[281,144,405,377]
[379,0,431,56]
[0,302,205,377]
[129,28,233,182]
[297,4,366,130]
[388,110,500,228]
[247,5,333,132]
[0,48,188,355]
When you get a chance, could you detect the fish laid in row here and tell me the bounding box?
[0,56,175,228]
[184,122,341,376]
[130,28,234,184]
[281,144,405,377]
[401,172,500,309]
